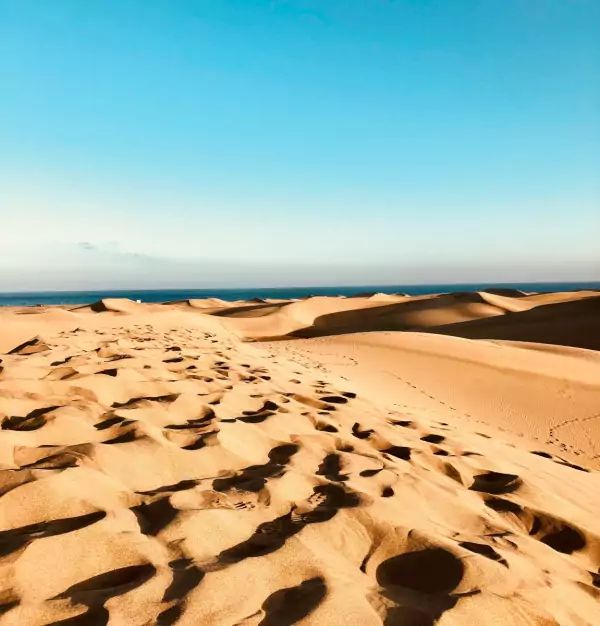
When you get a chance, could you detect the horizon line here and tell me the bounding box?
[2,279,600,297]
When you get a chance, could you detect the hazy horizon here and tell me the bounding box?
[0,239,598,293]
[5,278,600,294]
[2,1,599,290]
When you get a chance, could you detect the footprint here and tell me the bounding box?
[103,429,139,444]
[243,400,279,414]
[212,444,299,492]
[376,547,464,594]
[131,497,178,536]
[484,497,523,514]
[459,541,508,567]
[50,355,73,366]
[319,395,348,405]
[316,454,348,482]
[382,446,411,462]
[421,434,445,444]
[97,368,118,377]
[239,411,276,424]
[484,499,586,555]
[258,577,326,626]
[217,484,360,565]
[52,564,156,605]
[531,450,552,459]
[181,431,219,450]
[359,468,382,478]
[352,423,374,440]
[162,558,204,603]
[0,511,106,557]
[469,472,521,495]
[112,394,179,409]
[315,422,338,433]
[19,451,82,471]
[137,479,199,496]
[372,544,468,626]
[531,515,586,554]
[1,406,59,431]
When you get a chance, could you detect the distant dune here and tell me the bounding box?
[213,289,600,350]
[0,290,599,624]
[431,293,600,350]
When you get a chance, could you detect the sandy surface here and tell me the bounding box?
[1,291,599,625]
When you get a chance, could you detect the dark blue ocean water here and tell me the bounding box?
[1,282,598,307]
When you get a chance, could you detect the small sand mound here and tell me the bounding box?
[88,298,140,313]
[183,298,231,309]
[7,336,50,355]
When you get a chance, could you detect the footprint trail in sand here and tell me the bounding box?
[0,300,599,624]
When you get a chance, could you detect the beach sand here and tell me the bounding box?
[1,290,599,624]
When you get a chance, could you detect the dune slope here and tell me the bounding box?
[215,290,600,351]
[0,298,599,624]
[430,294,600,350]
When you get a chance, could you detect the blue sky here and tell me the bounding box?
[1,0,599,290]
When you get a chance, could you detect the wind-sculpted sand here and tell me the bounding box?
[0,290,599,625]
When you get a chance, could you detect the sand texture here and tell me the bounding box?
[1,290,600,625]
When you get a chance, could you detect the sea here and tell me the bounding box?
[1,282,599,307]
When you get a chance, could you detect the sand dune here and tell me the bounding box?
[0,292,599,624]
[215,290,600,350]
[265,331,600,466]
[431,294,600,350]
[214,295,412,339]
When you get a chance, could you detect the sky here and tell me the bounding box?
[1,0,599,291]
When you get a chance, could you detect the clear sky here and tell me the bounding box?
[1,0,599,290]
